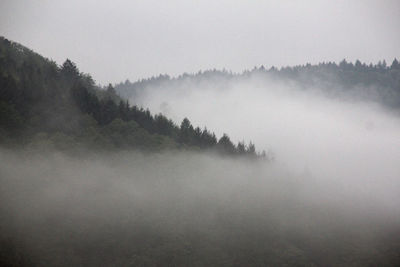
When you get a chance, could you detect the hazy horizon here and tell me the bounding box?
[1,0,399,84]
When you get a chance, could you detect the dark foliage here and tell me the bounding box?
[0,37,263,157]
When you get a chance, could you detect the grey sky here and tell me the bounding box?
[1,0,399,84]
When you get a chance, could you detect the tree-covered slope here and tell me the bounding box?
[116,58,400,109]
[0,37,263,157]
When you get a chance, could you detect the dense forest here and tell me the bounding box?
[115,58,400,110]
[0,37,264,158]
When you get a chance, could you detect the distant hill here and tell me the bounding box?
[0,36,263,158]
[115,58,400,109]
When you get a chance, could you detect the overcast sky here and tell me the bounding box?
[1,0,399,84]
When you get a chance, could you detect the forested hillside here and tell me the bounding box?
[1,36,400,267]
[0,37,263,158]
[116,58,400,109]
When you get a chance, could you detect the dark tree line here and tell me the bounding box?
[0,37,264,158]
[116,58,400,109]
[71,83,262,157]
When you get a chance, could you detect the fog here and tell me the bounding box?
[1,148,399,266]
[1,77,400,265]
[1,0,400,264]
[129,76,400,186]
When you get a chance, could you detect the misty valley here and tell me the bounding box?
[1,36,400,266]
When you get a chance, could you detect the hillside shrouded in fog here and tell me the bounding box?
[116,65,400,179]
[1,0,400,266]
[1,37,400,266]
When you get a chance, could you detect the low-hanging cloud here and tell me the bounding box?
[1,75,399,265]
[128,75,400,191]
[0,148,399,266]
